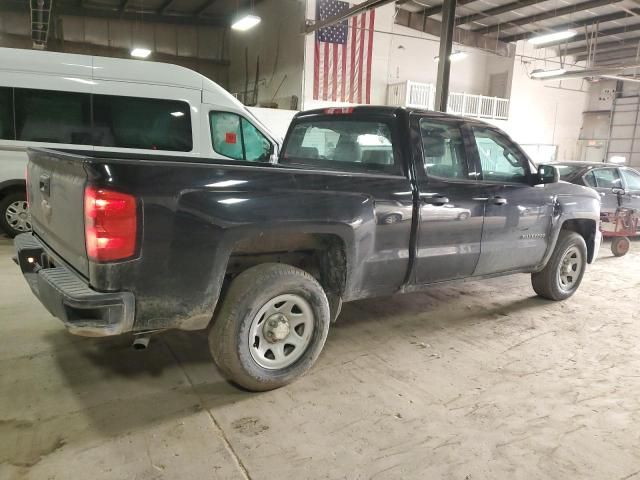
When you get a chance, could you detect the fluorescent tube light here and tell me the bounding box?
[434,51,468,63]
[130,48,151,58]
[528,30,576,45]
[231,14,261,31]
[530,68,566,79]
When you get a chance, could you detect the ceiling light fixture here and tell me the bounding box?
[528,30,576,45]
[530,68,566,79]
[434,51,468,63]
[231,14,261,31]
[130,48,151,59]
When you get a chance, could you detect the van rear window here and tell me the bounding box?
[282,117,399,175]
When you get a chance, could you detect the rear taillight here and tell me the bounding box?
[84,186,137,262]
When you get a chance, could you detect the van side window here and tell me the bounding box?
[210,112,272,162]
[93,95,192,151]
[0,88,14,140]
[14,89,92,144]
[419,119,468,180]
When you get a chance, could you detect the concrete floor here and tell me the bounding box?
[1,236,639,480]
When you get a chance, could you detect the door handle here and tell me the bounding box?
[491,196,508,206]
[422,195,449,206]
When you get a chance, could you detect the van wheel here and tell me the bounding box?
[0,191,31,238]
[209,263,330,391]
[531,231,587,301]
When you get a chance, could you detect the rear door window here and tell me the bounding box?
[419,119,468,180]
[592,168,622,189]
[281,118,399,174]
[0,87,14,140]
[621,168,640,190]
[14,88,92,144]
[93,95,192,151]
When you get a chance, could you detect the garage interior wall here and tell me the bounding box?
[501,41,588,163]
[227,0,306,110]
[0,10,230,86]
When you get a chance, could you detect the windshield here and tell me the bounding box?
[552,164,585,181]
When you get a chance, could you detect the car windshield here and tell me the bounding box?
[551,164,584,181]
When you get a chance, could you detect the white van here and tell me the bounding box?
[0,47,280,237]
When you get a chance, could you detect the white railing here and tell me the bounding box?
[387,81,509,120]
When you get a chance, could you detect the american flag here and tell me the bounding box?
[314,0,375,104]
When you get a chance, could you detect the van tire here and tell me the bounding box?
[531,231,587,301]
[0,191,30,238]
[209,263,330,391]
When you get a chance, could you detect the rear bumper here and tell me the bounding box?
[14,233,135,337]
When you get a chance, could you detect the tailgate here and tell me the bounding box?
[27,149,89,277]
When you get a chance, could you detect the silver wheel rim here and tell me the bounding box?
[5,200,31,233]
[558,246,582,291]
[249,293,314,370]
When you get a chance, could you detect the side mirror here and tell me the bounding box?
[537,164,559,184]
[612,187,626,195]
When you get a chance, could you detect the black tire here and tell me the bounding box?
[611,237,630,257]
[0,191,30,238]
[531,230,587,301]
[209,263,330,391]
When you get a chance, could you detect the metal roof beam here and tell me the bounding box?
[457,0,546,27]
[500,6,637,43]
[0,0,227,26]
[419,0,475,18]
[194,0,217,16]
[157,0,174,14]
[563,37,640,55]
[526,22,640,49]
[475,0,621,36]
[575,47,640,63]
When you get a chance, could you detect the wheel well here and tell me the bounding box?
[561,219,597,262]
[0,183,26,201]
[226,233,347,297]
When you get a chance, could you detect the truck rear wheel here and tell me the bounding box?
[209,263,330,391]
[531,230,587,301]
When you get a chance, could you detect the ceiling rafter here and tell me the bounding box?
[539,21,640,48]
[500,7,640,43]
[474,0,621,36]
[563,36,640,55]
[456,0,547,27]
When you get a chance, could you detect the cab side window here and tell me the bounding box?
[472,127,529,183]
[419,119,468,180]
[621,168,640,190]
[210,112,272,162]
[592,168,622,189]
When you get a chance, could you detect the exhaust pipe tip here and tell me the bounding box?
[132,336,150,350]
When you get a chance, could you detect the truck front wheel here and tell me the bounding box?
[531,231,587,301]
[209,263,330,391]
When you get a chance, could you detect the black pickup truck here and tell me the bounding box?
[15,106,601,391]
